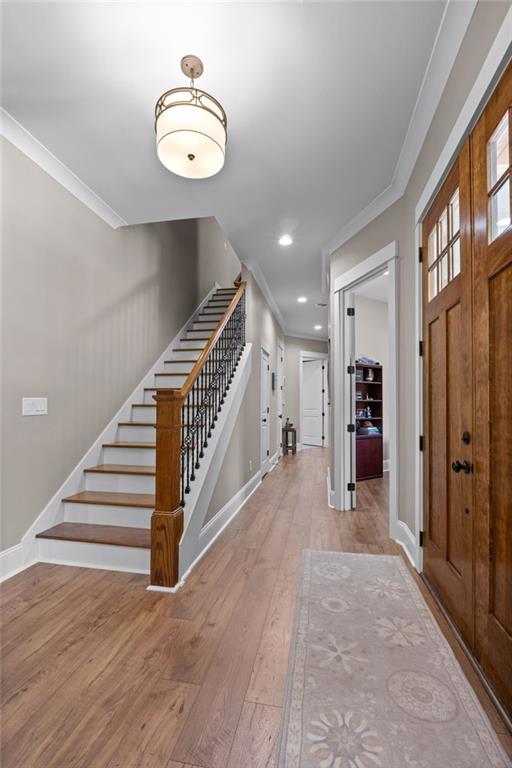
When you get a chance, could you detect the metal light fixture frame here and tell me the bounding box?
[154,55,228,178]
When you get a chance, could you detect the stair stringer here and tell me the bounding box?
[174,343,252,586]
[15,285,220,577]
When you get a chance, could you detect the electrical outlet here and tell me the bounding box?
[22,397,48,416]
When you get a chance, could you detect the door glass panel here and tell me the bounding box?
[429,266,437,300]
[426,186,461,301]
[449,190,460,237]
[488,112,509,188]
[490,177,511,241]
[439,209,448,251]
[451,237,460,278]
[428,226,437,265]
[440,255,449,290]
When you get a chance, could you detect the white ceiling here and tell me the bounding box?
[2,1,457,339]
[354,272,389,303]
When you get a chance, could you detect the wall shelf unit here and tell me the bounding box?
[355,362,383,481]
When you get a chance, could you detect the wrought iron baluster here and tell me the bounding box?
[181,399,185,506]
[185,392,191,493]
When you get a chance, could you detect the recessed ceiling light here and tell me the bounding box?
[279,234,293,246]
[297,296,307,303]
[314,324,322,330]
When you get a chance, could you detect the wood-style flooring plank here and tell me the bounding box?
[2,448,510,767]
[170,565,278,768]
[226,702,283,768]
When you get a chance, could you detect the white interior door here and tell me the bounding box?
[302,359,324,446]
[261,347,271,474]
[276,341,284,456]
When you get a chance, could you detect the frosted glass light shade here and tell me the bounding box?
[155,88,227,179]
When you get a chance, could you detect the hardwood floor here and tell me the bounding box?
[1,448,510,767]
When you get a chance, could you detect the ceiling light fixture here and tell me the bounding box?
[297,296,307,303]
[279,234,293,246]
[314,324,322,330]
[155,55,227,179]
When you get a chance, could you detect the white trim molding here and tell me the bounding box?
[333,242,404,561]
[324,1,477,256]
[0,108,128,229]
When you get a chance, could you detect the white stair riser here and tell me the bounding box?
[179,339,208,349]
[171,349,202,361]
[103,446,155,465]
[38,539,150,574]
[202,309,225,316]
[65,502,152,527]
[118,424,156,442]
[154,374,186,388]
[191,322,217,331]
[186,330,213,339]
[163,361,195,372]
[85,472,155,494]
[131,406,156,422]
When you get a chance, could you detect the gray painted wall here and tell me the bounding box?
[1,137,201,549]
[330,1,510,532]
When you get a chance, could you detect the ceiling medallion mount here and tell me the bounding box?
[155,55,227,179]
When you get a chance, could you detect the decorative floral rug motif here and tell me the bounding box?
[277,551,511,768]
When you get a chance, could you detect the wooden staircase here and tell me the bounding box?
[36,285,246,584]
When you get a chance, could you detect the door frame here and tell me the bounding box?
[299,350,329,449]
[413,16,512,575]
[260,345,271,475]
[333,242,400,553]
[276,338,285,457]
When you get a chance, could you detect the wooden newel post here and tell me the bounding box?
[150,389,184,588]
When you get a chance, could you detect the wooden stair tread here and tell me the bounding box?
[163,359,199,363]
[62,491,155,508]
[180,337,210,341]
[103,440,155,448]
[36,523,150,549]
[84,464,156,475]
[118,421,156,427]
[173,347,209,352]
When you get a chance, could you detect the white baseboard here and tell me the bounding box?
[0,543,36,583]
[268,451,279,472]
[175,468,262,591]
[383,459,390,473]
[392,519,418,569]
[12,286,219,577]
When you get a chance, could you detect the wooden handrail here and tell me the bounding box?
[150,281,247,589]
[179,281,246,398]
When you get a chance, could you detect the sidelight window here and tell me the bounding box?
[427,188,461,300]
[488,111,511,242]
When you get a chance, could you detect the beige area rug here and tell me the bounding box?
[277,551,511,768]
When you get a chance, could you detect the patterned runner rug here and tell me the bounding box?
[277,551,510,768]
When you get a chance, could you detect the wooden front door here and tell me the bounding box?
[471,62,512,714]
[422,141,474,645]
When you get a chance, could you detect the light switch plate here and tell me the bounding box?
[22,397,48,416]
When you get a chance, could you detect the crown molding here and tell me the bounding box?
[242,258,288,335]
[285,330,328,344]
[0,108,128,229]
[324,0,477,257]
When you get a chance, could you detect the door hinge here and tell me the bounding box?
[419,531,425,547]
[347,365,355,374]
[418,246,423,263]
[347,307,355,316]
[419,340,424,357]
[347,424,355,433]
[322,412,325,417]
[267,406,269,414]
[419,435,424,452]
[347,482,356,492]
[267,449,269,457]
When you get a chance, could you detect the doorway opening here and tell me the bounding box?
[333,242,401,556]
[260,346,271,475]
[300,351,329,449]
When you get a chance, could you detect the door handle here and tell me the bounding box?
[451,459,471,474]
